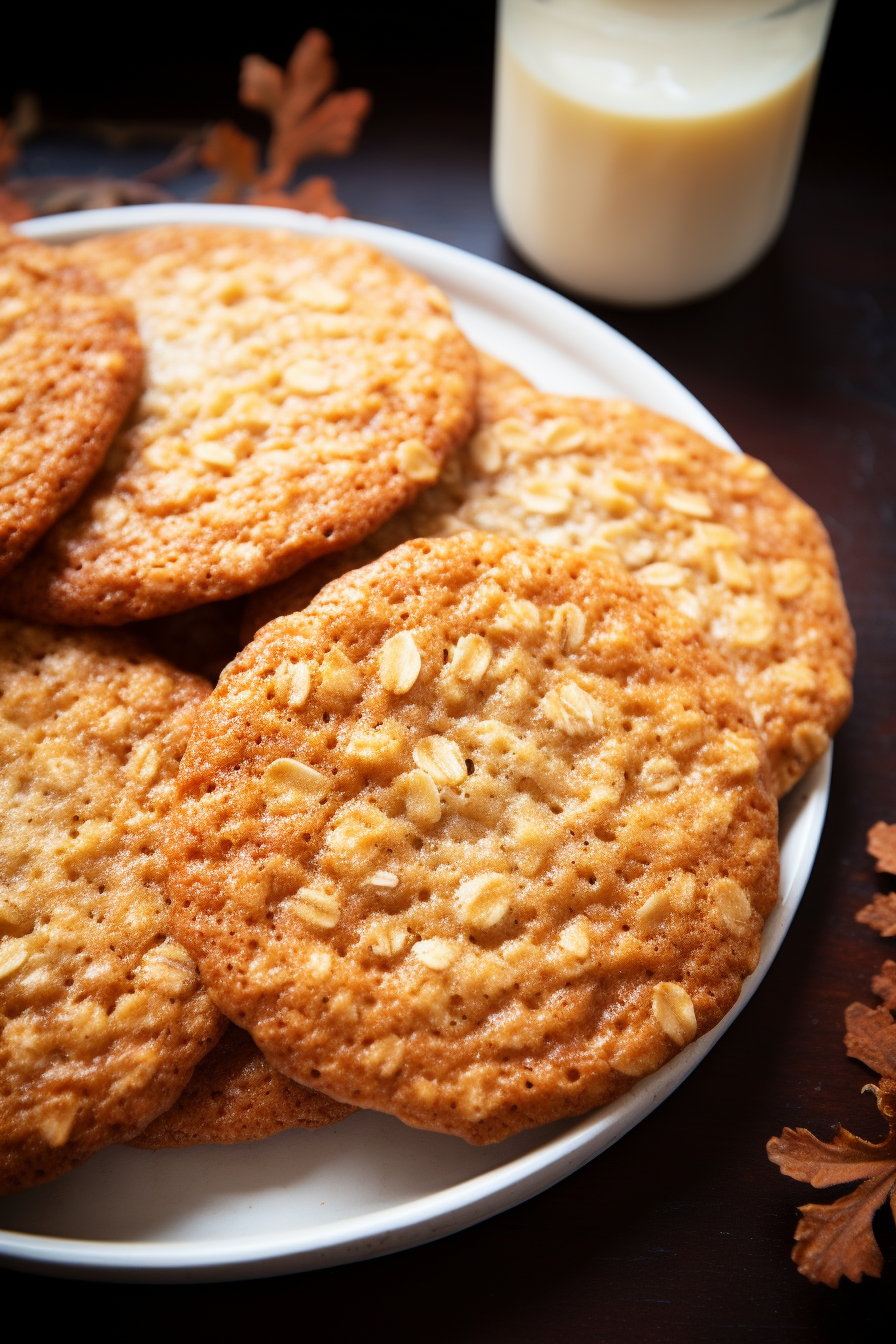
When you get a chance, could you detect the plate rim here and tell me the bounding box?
[3,202,828,1281]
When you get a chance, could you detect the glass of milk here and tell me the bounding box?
[493,0,836,305]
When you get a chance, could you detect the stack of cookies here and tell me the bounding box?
[0,221,853,1193]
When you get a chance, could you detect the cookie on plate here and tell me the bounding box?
[168,535,778,1144]
[0,620,222,1195]
[0,226,142,578]
[131,1023,355,1148]
[246,377,854,797]
[241,350,532,640]
[473,350,535,419]
[0,225,477,625]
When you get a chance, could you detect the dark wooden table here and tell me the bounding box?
[3,8,895,1337]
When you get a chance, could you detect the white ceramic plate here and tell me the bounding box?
[1,204,830,1282]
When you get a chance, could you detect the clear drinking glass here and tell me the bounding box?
[493,0,836,305]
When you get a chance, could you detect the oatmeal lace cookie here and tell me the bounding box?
[169,535,778,1144]
[0,226,142,578]
[1,225,477,624]
[0,620,222,1195]
[241,350,532,640]
[246,381,854,797]
[131,1023,354,1148]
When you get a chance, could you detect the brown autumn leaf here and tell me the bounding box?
[239,55,289,121]
[262,89,371,191]
[867,821,896,875]
[248,175,349,219]
[792,1168,896,1287]
[845,1002,896,1077]
[767,1078,896,1287]
[239,30,370,192]
[199,122,260,204]
[856,892,896,938]
[241,31,335,127]
[872,961,896,1012]
[845,960,896,1075]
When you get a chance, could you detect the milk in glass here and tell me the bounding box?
[493,0,835,305]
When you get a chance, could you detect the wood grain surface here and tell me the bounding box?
[1,3,893,1336]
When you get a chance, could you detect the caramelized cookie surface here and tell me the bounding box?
[170,536,778,1144]
[246,375,854,797]
[2,225,476,623]
[0,620,221,1195]
[0,227,141,578]
[131,1024,354,1148]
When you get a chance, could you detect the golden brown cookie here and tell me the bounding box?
[241,350,532,641]
[128,606,353,1149]
[0,620,223,1195]
[0,225,477,625]
[245,378,854,797]
[0,226,142,578]
[168,535,778,1145]
[474,350,535,418]
[130,1023,355,1148]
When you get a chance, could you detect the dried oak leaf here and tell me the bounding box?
[845,1003,896,1077]
[867,821,896,875]
[261,88,370,191]
[845,960,896,1075]
[767,1078,896,1287]
[856,892,896,938]
[199,122,260,204]
[872,961,896,1012]
[239,29,371,192]
[241,32,334,125]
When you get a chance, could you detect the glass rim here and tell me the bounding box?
[505,0,835,37]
